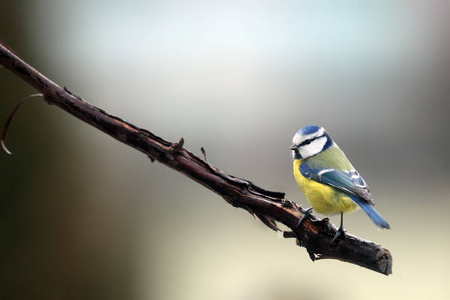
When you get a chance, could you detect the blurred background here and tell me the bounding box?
[1,1,449,299]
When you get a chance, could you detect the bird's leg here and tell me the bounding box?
[331,212,346,244]
[295,207,313,229]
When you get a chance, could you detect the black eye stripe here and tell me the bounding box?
[299,134,327,147]
[300,138,313,146]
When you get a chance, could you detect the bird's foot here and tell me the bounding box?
[330,226,346,244]
[295,207,313,229]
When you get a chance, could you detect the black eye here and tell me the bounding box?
[300,138,313,146]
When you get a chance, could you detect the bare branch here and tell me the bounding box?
[0,42,392,275]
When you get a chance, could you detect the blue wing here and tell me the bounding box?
[300,162,390,229]
[300,162,374,204]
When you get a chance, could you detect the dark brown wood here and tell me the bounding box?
[0,42,392,275]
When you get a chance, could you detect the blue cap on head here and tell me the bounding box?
[298,125,322,136]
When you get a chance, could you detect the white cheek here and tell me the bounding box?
[299,137,327,158]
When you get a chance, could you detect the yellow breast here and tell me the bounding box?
[293,160,358,215]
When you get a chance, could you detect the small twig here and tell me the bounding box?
[1,93,43,154]
[200,147,208,163]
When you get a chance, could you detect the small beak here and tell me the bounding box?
[289,144,298,150]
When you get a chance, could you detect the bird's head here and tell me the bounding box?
[290,125,334,160]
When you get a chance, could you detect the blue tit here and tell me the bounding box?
[290,125,390,241]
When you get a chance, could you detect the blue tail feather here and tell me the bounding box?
[350,195,390,229]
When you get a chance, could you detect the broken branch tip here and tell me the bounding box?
[1,139,13,155]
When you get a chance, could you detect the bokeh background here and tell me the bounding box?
[1,1,449,299]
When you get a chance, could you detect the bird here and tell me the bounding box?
[290,125,390,242]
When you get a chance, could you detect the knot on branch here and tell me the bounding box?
[170,136,185,153]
